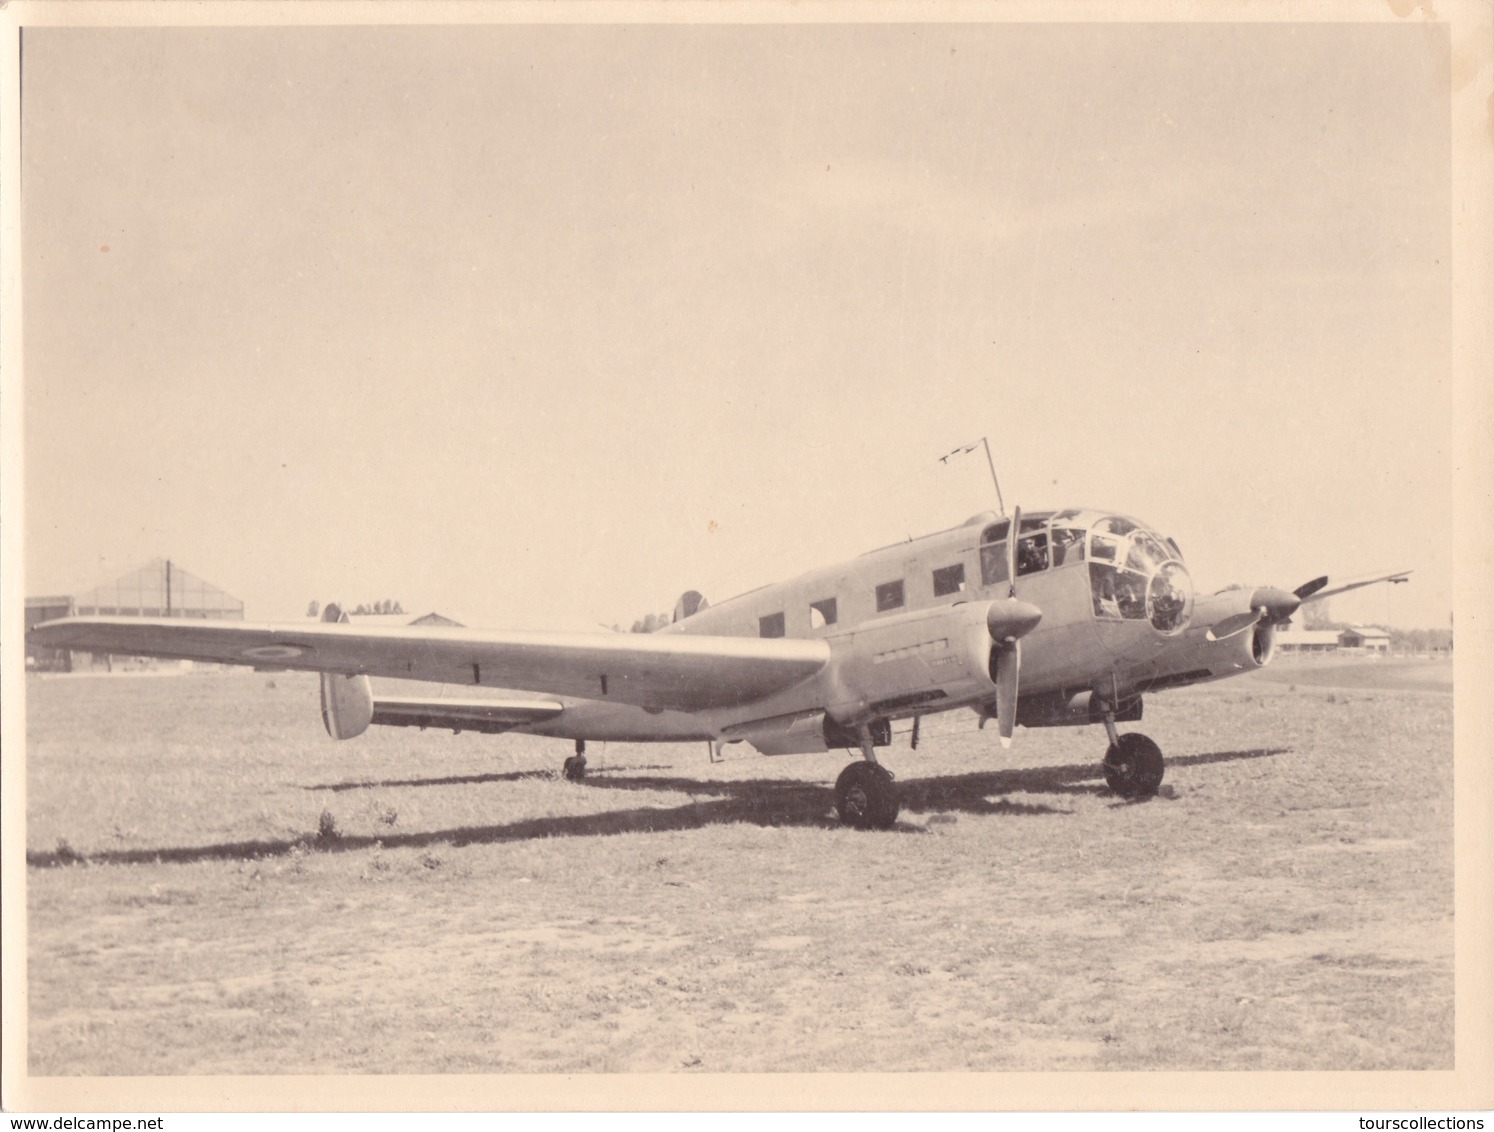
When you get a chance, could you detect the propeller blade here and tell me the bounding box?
[994,640,1020,750]
[1294,576,1330,601]
[1206,609,1262,642]
[1006,505,1022,599]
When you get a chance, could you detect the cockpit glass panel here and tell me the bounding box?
[1051,528,1086,566]
[979,521,1010,587]
[1051,509,1082,524]
[980,540,1009,587]
[1016,532,1049,576]
[980,521,1010,544]
[1125,533,1168,574]
[1097,516,1138,538]
[1088,516,1193,632]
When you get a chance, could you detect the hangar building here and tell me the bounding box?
[25,595,76,672]
[74,558,244,619]
[27,559,244,672]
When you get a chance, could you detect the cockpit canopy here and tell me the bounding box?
[979,509,1192,634]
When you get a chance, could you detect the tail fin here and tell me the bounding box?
[318,603,374,740]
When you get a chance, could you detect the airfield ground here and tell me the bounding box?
[24,656,1453,1075]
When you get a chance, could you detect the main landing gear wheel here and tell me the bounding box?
[834,762,899,830]
[1102,733,1164,799]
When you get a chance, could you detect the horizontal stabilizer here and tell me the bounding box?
[369,696,564,735]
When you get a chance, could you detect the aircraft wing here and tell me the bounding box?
[27,617,830,713]
[1296,568,1412,604]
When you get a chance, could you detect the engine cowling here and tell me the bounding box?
[818,599,1036,726]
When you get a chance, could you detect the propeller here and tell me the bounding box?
[986,506,1037,749]
[1205,585,1301,642]
[1294,576,1330,601]
[1203,568,1411,642]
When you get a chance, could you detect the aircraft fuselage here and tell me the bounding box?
[519,507,1276,749]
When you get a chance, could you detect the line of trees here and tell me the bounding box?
[306,599,405,618]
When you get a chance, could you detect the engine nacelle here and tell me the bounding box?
[1251,620,1277,667]
[1017,690,1143,729]
[718,711,892,756]
[315,602,375,739]
[320,673,374,739]
[820,600,1010,725]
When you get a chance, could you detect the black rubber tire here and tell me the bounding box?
[562,754,587,782]
[834,761,899,830]
[1102,733,1164,798]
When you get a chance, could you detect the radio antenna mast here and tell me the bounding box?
[938,436,1006,516]
[980,436,1006,516]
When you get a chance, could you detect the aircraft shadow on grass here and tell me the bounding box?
[302,763,678,792]
[26,748,1287,869]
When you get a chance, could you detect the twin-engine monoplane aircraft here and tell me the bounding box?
[30,506,1409,829]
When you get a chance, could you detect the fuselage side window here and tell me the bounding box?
[759,612,786,638]
[809,597,838,629]
[932,564,965,598]
[875,580,905,612]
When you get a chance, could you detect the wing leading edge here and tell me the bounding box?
[28,617,831,713]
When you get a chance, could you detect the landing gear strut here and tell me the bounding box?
[1100,713,1163,799]
[562,739,588,782]
[834,725,899,830]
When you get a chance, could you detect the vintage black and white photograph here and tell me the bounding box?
[7,3,1489,1113]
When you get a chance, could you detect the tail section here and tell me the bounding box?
[317,603,374,740]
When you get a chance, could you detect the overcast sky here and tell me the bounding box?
[22,22,1452,630]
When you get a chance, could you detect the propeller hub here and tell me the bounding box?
[987,599,1042,643]
[1250,586,1302,623]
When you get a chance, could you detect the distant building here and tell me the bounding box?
[75,558,244,619]
[35,558,244,671]
[408,611,463,627]
[1339,626,1391,653]
[1274,623,1340,654]
[25,596,75,671]
[344,610,464,628]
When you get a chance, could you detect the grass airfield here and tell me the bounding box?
[24,657,1453,1075]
